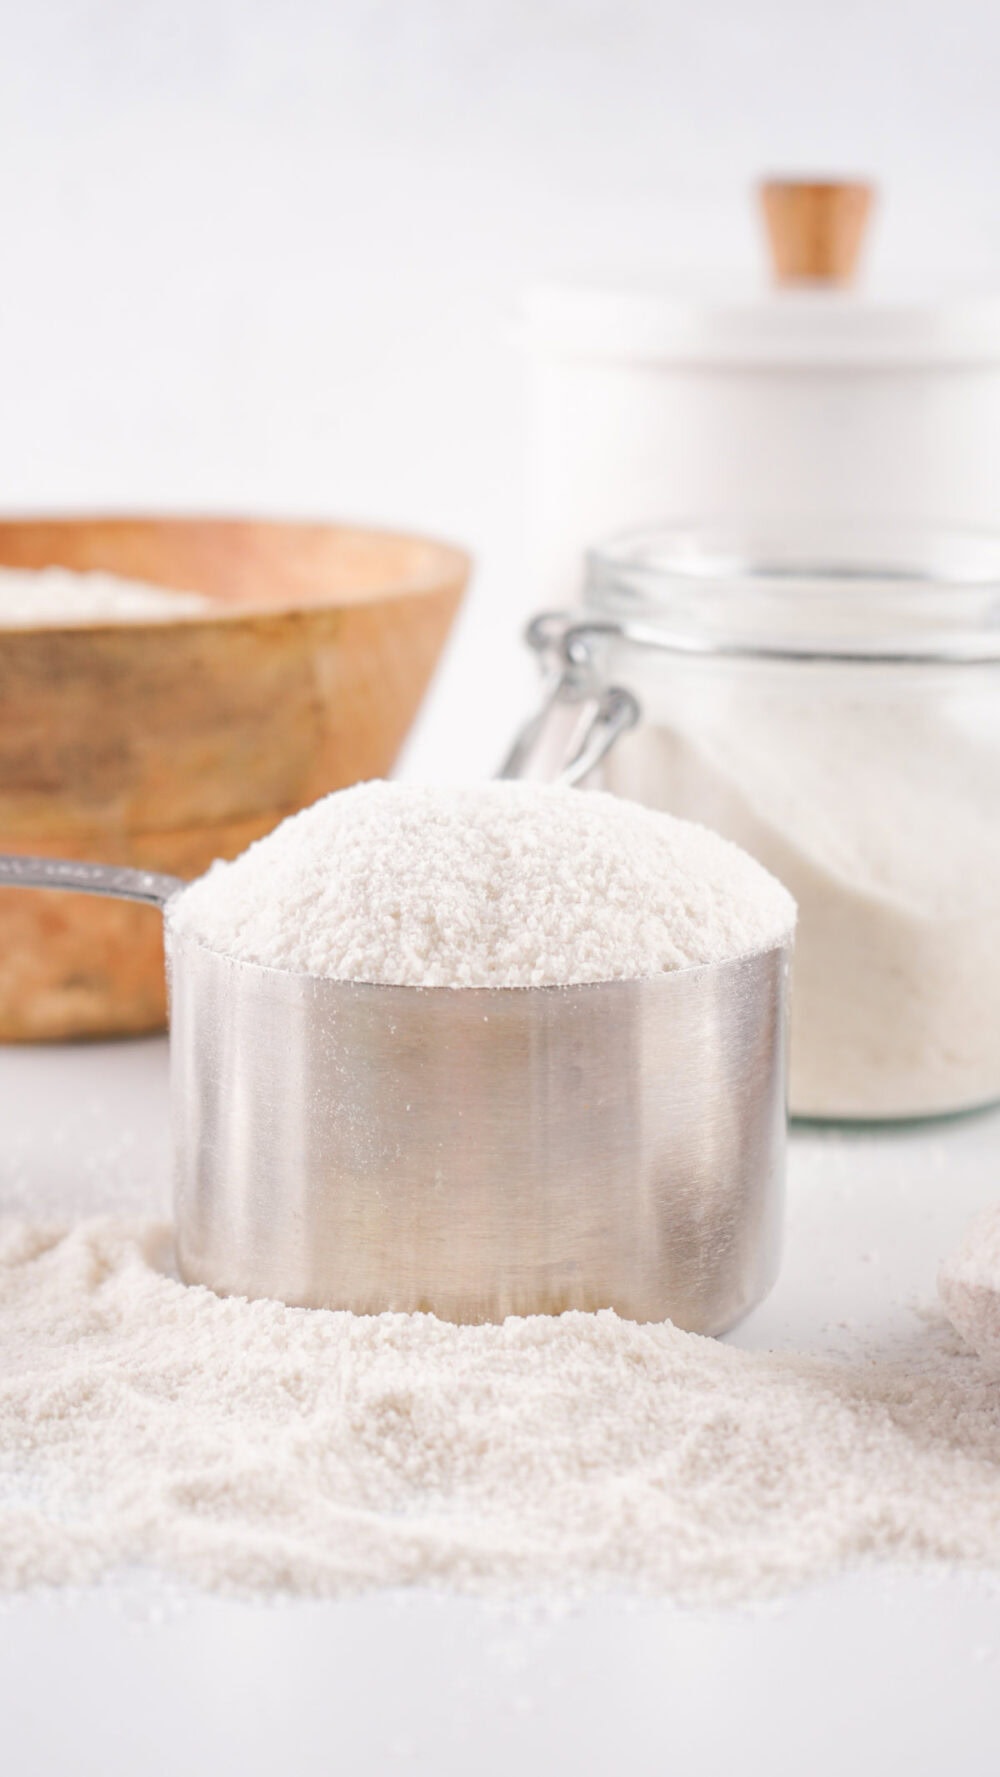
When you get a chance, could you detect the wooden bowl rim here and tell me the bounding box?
[0,512,472,633]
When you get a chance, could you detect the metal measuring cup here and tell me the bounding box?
[0,633,790,1330]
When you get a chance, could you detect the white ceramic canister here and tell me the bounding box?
[525,187,1000,607]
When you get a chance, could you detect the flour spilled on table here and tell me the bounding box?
[940,1205,1000,1374]
[2,1216,999,1603]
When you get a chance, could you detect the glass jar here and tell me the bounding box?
[531,521,1000,1121]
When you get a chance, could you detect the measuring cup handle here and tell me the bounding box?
[0,854,184,908]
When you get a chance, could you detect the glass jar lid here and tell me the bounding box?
[584,522,1000,664]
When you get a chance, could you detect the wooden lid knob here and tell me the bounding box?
[759,179,875,286]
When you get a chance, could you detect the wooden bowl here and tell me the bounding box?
[0,516,468,1040]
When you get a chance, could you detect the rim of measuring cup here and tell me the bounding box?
[584,519,1000,664]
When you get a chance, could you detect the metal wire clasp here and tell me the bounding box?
[498,613,640,787]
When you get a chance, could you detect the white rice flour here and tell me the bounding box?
[2,1217,1000,1602]
[0,565,208,625]
[170,780,795,985]
[940,1206,1000,1373]
[606,687,1000,1120]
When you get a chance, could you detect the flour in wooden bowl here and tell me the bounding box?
[0,565,209,625]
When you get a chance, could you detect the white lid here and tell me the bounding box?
[524,282,1000,368]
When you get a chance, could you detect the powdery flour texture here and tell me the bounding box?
[940,1206,1000,1373]
[0,566,209,625]
[3,1218,1000,1602]
[605,688,1000,1118]
[170,780,795,985]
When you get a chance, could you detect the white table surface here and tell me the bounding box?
[2,1034,1000,1775]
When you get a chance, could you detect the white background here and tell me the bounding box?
[1,0,999,772]
[4,6,1000,1771]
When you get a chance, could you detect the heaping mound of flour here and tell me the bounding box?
[940,1206,1000,1371]
[0,566,210,625]
[169,780,795,986]
[4,1218,1000,1602]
